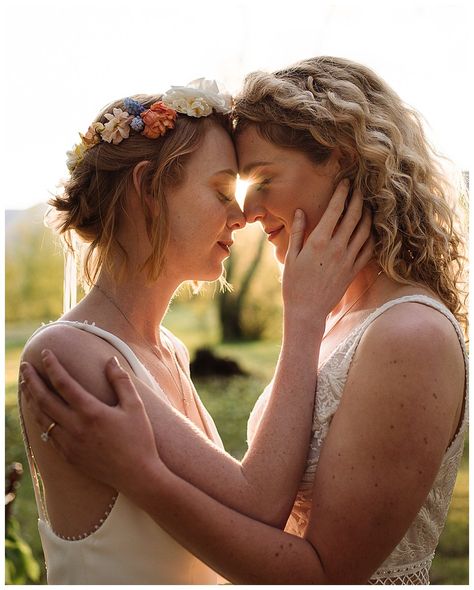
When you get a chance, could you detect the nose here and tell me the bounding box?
[243,190,265,224]
[227,200,246,230]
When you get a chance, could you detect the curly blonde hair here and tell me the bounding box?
[233,56,468,330]
[50,95,231,286]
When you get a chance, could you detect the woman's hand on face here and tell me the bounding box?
[282,179,374,326]
[19,351,162,494]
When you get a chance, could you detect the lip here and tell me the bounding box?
[217,240,233,254]
[265,226,284,241]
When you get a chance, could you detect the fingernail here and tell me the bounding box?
[41,349,50,359]
[20,362,30,376]
[295,209,303,220]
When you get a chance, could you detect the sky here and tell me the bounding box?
[1,0,472,211]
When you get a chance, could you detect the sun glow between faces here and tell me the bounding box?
[235,177,249,209]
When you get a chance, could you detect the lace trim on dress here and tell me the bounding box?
[368,553,434,584]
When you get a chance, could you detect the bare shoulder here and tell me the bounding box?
[363,300,464,360]
[21,323,132,405]
[356,301,465,403]
[346,299,465,459]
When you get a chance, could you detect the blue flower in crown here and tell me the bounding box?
[130,116,145,132]
[124,97,146,116]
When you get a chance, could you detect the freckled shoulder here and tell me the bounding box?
[21,323,133,406]
[344,300,465,450]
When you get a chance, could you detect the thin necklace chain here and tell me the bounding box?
[324,270,383,340]
[93,284,190,417]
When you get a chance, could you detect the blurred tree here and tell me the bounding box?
[5,207,63,323]
[218,233,266,341]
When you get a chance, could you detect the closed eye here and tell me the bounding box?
[251,178,271,192]
[217,191,234,202]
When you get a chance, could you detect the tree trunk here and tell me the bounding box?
[218,234,266,342]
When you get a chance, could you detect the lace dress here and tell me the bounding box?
[247,295,468,584]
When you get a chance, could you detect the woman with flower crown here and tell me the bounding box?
[18,78,372,584]
[20,57,467,584]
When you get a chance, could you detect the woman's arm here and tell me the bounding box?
[22,301,464,583]
[20,183,373,528]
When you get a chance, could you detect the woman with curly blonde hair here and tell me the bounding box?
[21,57,468,584]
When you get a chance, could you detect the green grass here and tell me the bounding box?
[5,310,469,584]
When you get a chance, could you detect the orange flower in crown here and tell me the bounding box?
[141,102,177,139]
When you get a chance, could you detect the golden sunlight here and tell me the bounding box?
[235,176,249,208]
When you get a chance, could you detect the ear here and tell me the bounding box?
[132,160,151,197]
[132,160,160,216]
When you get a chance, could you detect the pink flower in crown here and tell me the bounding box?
[140,101,177,139]
[101,108,133,145]
[80,121,105,147]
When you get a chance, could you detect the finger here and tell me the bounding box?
[105,357,143,410]
[285,209,306,262]
[40,349,103,412]
[39,423,72,461]
[352,235,377,276]
[336,187,364,245]
[346,207,373,261]
[20,380,57,434]
[20,362,72,426]
[315,178,350,240]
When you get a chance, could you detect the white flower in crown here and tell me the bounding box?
[162,78,232,118]
[101,108,133,144]
[66,141,89,172]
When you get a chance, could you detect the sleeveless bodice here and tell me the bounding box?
[20,320,222,584]
[247,295,468,585]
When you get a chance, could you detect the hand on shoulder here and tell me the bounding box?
[21,323,132,406]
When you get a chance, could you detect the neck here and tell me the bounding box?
[89,270,181,346]
[329,260,382,318]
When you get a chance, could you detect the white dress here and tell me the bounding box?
[20,321,222,585]
[247,295,468,584]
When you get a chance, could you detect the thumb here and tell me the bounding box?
[105,357,140,409]
[286,209,306,262]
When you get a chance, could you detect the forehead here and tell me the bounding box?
[187,124,238,175]
[235,126,300,175]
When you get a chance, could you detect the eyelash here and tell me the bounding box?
[217,192,233,202]
[255,178,271,191]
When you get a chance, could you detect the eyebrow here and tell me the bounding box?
[240,161,273,175]
[212,169,238,178]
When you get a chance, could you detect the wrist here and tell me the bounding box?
[125,456,173,509]
[283,314,326,342]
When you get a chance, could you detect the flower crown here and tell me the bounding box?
[66,79,232,172]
